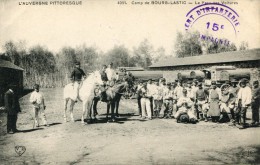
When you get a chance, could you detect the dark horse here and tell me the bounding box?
[91,81,130,122]
[105,81,129,122]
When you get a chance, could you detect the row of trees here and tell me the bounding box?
[0,31,248,88]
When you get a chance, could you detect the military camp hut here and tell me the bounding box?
[149,49,260,83]
[0,59,23,106]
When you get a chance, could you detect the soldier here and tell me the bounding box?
[136,81,143,117]
[219,86,236,123]
[208,81,221,122]
[251,80,260,126]
[174,80,184,100]
[147,79,155,115]
[236,79,252,129]
[138,82,152,120]
[5,85,21,134]
[195,82,209,121]
[70,61,86,102]
[152,81,162,117]
[174,89,197,123]
[30,84,49,127]
[229,79,239,97]
[162,83,174,118]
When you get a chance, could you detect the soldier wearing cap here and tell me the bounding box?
[4,85,21,134]
[208,81,221,122]
[161,83,174,118]
[195,82,209,121]
[235,79,252,128]
[229,79,239,98]
[70,61,86,102]
[251,80,260,126]
[153,80,163,117]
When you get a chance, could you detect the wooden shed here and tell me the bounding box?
[0,59,23,106]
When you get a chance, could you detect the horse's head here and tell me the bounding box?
[92,70,103,85]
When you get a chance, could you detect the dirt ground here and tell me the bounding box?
[0,88,260,165]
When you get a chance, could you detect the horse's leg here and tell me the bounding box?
[70,99,75,122]
[115,95,122,117]
[106,103,110,122]
[81,100,87,124]
[111,102,116,122]
[64,98,69,122]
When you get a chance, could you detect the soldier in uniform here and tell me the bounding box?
[70,61,86,102]
[251,80,260,126]
[138,82,152,120]
[162,83,174,118]
[195,83,209,121]
[5,85,21,134]
[236,79,252,129]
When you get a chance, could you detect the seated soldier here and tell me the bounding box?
[219,85,236,123]
[174,89,197,123]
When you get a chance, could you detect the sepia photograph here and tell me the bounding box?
[0,0,260,164]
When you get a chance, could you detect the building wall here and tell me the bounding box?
[149,60,260,71]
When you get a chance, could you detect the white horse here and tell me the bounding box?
[63,71,103,124]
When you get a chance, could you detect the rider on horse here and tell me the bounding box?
[70,61,86,102]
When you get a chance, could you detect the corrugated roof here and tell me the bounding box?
[0,59,23,70]
[149,49,260,68]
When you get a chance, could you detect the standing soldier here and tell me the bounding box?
[30,84,49,127]
[138,82,152,120]
[162,83,174,118]
[174,80,184,100]
[236,79,252,129]
[195,83,208,121]
[153,81,163,117]
[208,81,221,122]
[5,85,21,134]
[70,61,86,102]
[251,80,260,126]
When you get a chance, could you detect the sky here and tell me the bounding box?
[0,0,259,55]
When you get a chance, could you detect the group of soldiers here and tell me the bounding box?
[135,77,260,129]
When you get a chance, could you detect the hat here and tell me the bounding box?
[198,82,202,86]
[109,62,113,65]
[231,79,238,83]
[225,80,231,84]
[75,61,80,65]
[211,81,216,85]
[193,79,198,82]
[240,78,248,84]
[167,83,171,86]
[34,84,40,89]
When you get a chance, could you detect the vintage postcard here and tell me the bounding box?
[0,0,259,164]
